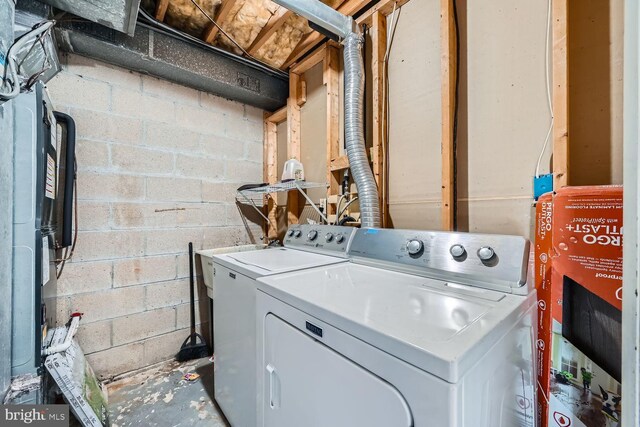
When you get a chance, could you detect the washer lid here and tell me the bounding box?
[257,263,534,383]
[213,248,346,279]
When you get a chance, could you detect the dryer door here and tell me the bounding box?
[263,314,413,427]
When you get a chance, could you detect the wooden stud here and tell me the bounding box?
[290,44,327,75]
[155,0,169,21]
[356,0,412,25]
[324,43,342,217]
[441,0,456,231]
[263,113,279,239]
[267,106,287,124]
[202,0,238,44]
[248,9,293,55]
[552,0,569,188]
[297,75,307,107]
[371,10,387,227]
[286,72,304,224]
[330,155,350,171]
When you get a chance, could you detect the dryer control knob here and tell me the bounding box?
[406,239,424,255]
[336,235,345,244]
[325,233,334,242]
[287,229,295,237]
[294,230,302,238]
[450,244,466,258]
[477,246,495,261]
[308,230,318,241]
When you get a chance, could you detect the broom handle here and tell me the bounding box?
[188,242,196,342]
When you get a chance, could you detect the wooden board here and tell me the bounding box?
[552,0,569,188]
[203,0,238,44]
[248,8,293,55]
[370,10,387,226]
[324,43,342,216]
[287,72,304,224]
[441,0,456,231]
[155,0,169,21]
[263,113,279,238]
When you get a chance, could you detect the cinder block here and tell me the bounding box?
[201,135,245,159]
[145,177,201,202]
[73,230,145,261]
[201,182,240,203]
[142,327,200,366]
[226,115,262,143]
[144,279,191,310]
[47,72,111,111]
[76,320,112,354]
[175,153,224,180]
[76,201,111,231]
[68,108,143,145]
[111,202,180,229]
[144,121,201,153]
[144,228,205,256]
[57,260,113,296]
[225,160,262,183]
[244,105,264,122]
[176,301,209,329]
[111,144,174,174]
[112,307,176,346]
[175,203,226,227]
[200,92,244,116]
[77,172,145,202]
[69,286,145,323]
[65,54,142,90]
[175,104,225,135]
[142,75,200,106]
[113,255,177,287]
[111,87,176,123]
[244,141,264,162]
[76,139,110,170]
[86,342,145,379]
[53,297,70,327]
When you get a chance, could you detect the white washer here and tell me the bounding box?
[256,228,537,427]
[211,224,356,427]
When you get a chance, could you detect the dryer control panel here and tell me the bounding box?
[284,225,357,258]
[348,228,531,295]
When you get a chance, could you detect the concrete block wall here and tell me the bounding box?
[47,53,264,379]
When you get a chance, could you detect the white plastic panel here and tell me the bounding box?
[213,265,258,427]
[263,314,413,427]
[226,248,341,274]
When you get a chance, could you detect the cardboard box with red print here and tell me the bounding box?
[535,186,623,427]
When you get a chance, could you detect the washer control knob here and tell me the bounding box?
[450,244,466,258]
[287,229,295,237]
[477,246,495,261]
[406,239,424,255]
[294,230,302,238]
[325,233,334,242]
[336,235,345,244]
[308,230,318,241]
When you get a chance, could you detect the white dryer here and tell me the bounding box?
[211,224,356,427]
[256,228,537,427]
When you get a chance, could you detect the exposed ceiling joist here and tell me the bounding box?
[203,0,238,44]
[155,0,169,21]
[248,8,293,55]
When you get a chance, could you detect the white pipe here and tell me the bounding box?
[42,315,81,356]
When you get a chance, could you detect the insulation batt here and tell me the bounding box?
[141,0,339,69]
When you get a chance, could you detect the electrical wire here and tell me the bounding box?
[188,0,257,61]
[535,0,554,178]
[452,0,460,230]
[337,196,360,221]
[56,160,78,279]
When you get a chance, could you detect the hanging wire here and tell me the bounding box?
[535,0,554,178]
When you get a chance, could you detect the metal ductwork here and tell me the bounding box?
[271,0,381,228]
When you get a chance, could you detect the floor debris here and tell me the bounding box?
[106,358,228,427]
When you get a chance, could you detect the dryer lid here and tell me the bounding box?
[257,263,535,383]
[216,248,346,279]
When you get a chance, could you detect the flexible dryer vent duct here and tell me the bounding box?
[271,0,381,228]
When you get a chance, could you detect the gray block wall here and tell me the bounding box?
[46,53,264,379]
[0,0,15,402]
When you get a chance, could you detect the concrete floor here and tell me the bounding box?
[107,357,229,427]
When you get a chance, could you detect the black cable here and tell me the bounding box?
[452,0,461,231]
